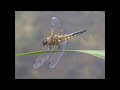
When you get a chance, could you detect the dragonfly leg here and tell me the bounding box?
[48,45,52,51]
[58,44,62,51]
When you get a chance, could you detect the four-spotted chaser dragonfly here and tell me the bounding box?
[33,17,87,69]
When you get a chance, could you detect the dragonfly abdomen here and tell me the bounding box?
[71,30,87,36]
[62,30,87,41]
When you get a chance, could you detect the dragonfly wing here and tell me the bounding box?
[51,17,63,35]
[49,41,67,68]
[33,46,54,69]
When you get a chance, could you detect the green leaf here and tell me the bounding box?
[16,50,105,59]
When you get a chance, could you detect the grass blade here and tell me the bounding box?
[16,50,105,59]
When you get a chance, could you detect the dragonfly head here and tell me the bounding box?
[42,38,47,46]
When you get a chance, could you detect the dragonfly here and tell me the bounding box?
[33,17,87,69]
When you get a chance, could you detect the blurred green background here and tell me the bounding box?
[15,11,105,79]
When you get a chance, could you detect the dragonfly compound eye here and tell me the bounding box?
[42,39,47,45]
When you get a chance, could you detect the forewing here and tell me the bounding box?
[49,41,67,68]
[51,17,63,35]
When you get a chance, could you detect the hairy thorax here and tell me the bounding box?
[46,34,66,45]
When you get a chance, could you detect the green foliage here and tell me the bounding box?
[16,50,105,59]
